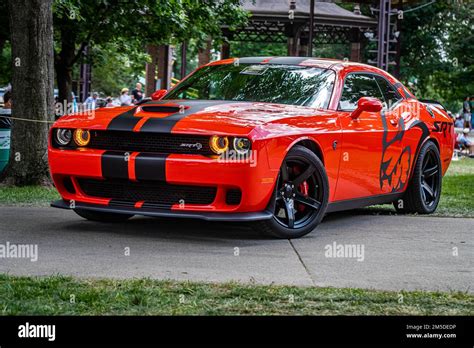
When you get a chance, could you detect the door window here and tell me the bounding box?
[374,75,403,109]
[339,74,384,111]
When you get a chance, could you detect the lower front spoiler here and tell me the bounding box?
[51,200,273,222]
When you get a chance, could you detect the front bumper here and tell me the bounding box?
[48,143,279,214]
[52,199,273,221]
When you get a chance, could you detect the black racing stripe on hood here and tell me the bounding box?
[106,107,141,131]
[101,151,129,179]
[139,100,238,133]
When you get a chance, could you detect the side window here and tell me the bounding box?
[374,76,403,109]
[339,74,384,111]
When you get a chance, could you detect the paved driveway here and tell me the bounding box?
[0,207,472,293]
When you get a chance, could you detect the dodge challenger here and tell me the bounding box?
[49,57,455,238]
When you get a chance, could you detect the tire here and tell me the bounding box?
[253,145,329,239]
[74,208,134,222]
[394,141,442,214]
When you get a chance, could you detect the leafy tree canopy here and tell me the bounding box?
[399,0,473,111]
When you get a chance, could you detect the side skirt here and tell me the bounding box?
[326,192,404,213]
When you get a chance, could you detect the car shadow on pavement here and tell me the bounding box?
[54,207,396,241]
[57,215,272,241]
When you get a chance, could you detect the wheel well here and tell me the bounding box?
[427,137,440,152]
[407,137,440,185]
[293,139,324,164]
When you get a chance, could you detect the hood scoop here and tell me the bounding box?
[141,105,182,113]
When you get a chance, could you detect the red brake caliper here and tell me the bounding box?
[293,166,309,212]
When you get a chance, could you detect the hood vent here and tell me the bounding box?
[141,105,182,113]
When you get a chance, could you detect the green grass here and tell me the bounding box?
[0,185,59,206]
[0,158,473,216]
[0,274,472,315]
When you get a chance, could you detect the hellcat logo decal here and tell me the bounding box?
[380,112,430,193]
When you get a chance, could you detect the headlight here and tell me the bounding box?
[55,128,72,146]
[73,129,90,147]
[232,137,251,155]
[209,136,229,154]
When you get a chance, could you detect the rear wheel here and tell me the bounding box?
[394,141,442,214]
[74,209,134,222]
[254,145,329,239]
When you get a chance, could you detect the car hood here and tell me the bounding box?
[53,99,328,136]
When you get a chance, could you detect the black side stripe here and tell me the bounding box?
[139,100,239,133]
[135,153,167,181]
[107,107,141,131]
[101,151,129,179]
[409,120,431,158]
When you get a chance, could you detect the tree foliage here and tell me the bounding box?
[399,0,473,111]
[51,0,248,102]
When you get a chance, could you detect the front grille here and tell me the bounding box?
[226,189,242,205]
[88,130,212,155]
[77,178,217,207]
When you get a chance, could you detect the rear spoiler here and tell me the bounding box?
[418,99,447,112]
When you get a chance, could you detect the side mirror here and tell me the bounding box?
[151,89,167,100]
[351,97,383,119]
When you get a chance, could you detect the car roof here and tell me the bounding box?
[206,56,398,83]
[210,56,377,69]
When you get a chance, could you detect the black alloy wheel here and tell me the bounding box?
[254,145,329,239]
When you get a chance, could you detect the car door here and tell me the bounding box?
[334,73,401,201]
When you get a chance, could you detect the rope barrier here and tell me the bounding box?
[0,115,55,124]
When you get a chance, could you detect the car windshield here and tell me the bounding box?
[164,64,335,109]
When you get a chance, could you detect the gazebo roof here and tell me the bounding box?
[242,0,376,28]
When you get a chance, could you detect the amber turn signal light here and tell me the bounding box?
[209,135,229,154]
[73,129,90,147]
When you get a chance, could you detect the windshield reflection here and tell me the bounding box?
[165,64,335,109]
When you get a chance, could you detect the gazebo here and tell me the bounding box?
[142,0,425,95]
[221,0,377,61]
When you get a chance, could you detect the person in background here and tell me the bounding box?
[131,83,144,104]
[0,90,12,121]
[120,88,132,106]
[463,96,471,129]
[83,92,98,110]
[470,96,474,130]
[457,128,474,155]
[0,90,12,173]
[105,97,114,107]
[454,115,464,128]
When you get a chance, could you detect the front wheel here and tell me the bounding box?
[254,145,329,239]
[394,141,442,214]
[74,208,134,222]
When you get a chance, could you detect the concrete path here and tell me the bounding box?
[0,207,472,293]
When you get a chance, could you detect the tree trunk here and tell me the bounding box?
[198,39,212,67]
[145,44,159,97]
[3,0,54,186]
[55,29,76,104]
